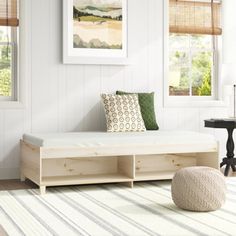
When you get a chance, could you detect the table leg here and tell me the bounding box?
[223,128,236,176]
[225,164,231,176]
[226,128,234,159]
[231,164,236,172]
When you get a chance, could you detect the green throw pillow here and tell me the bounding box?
[116,91,159,130]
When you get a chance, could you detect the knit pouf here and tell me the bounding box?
[171,166,226,212]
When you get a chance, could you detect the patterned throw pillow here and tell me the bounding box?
[101,94,146,132]
[116,91,159,130]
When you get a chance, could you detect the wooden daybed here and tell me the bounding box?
[20,131,219,194]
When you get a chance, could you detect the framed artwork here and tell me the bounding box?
[63,0,128,65]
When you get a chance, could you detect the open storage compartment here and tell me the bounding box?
[134,152,219,181]
[41,155,134,186]
[135,153,198,181]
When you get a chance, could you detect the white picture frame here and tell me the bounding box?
[63,0,128,65]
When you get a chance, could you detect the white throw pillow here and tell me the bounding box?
[101,94,146,132]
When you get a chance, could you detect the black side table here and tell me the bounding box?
[205,119,236,176]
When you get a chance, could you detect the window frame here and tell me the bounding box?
[163,0,226,108]
[0,0,28,109]
[168,33,218,100]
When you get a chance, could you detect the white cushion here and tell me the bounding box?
[23,131,216,148]
[22,131,217,157]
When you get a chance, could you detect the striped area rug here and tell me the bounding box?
[0,179,236,236]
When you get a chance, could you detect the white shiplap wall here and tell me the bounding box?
[0,0,229,179]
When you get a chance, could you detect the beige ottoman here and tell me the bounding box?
[171,166,226,212]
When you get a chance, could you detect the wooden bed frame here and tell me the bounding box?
[20,139,219,194]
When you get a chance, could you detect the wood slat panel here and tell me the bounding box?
[135,154,197,173]
[42,157,118,177]
[20,141,40,185]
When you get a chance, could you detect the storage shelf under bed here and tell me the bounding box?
[41,173,132,186]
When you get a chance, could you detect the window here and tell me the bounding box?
[169,33,216,97]
[0,0,19,102]
[167,0,222,102]
[0,26,17,100]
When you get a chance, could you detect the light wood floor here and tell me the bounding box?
[0,179,37,191]
[0,168,235,191]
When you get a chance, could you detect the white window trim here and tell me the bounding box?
[0,0,27,109]
[163,0,227,108]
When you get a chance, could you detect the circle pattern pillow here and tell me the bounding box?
[101,94,146,132]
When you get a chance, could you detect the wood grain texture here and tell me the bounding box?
[135,154,197,173]
[21,138,219,194]
[42,157,119,177]
[118,155,135,178]
[20,141,41,185]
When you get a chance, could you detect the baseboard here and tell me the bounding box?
[0,168,20,180]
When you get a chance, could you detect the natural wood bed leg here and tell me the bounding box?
[20,173,26,182]
[40,186,46,195]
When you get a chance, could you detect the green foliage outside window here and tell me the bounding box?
[0,68,11,96]
[169,34,213,97]
[192,52,211,96]
[0,28,12,97]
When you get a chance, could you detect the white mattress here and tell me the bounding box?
[23,131,216,148]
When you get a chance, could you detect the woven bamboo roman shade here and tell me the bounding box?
[0,0,18,27]
[169,0,222,35]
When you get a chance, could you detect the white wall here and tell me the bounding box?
[0,0,229,179]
